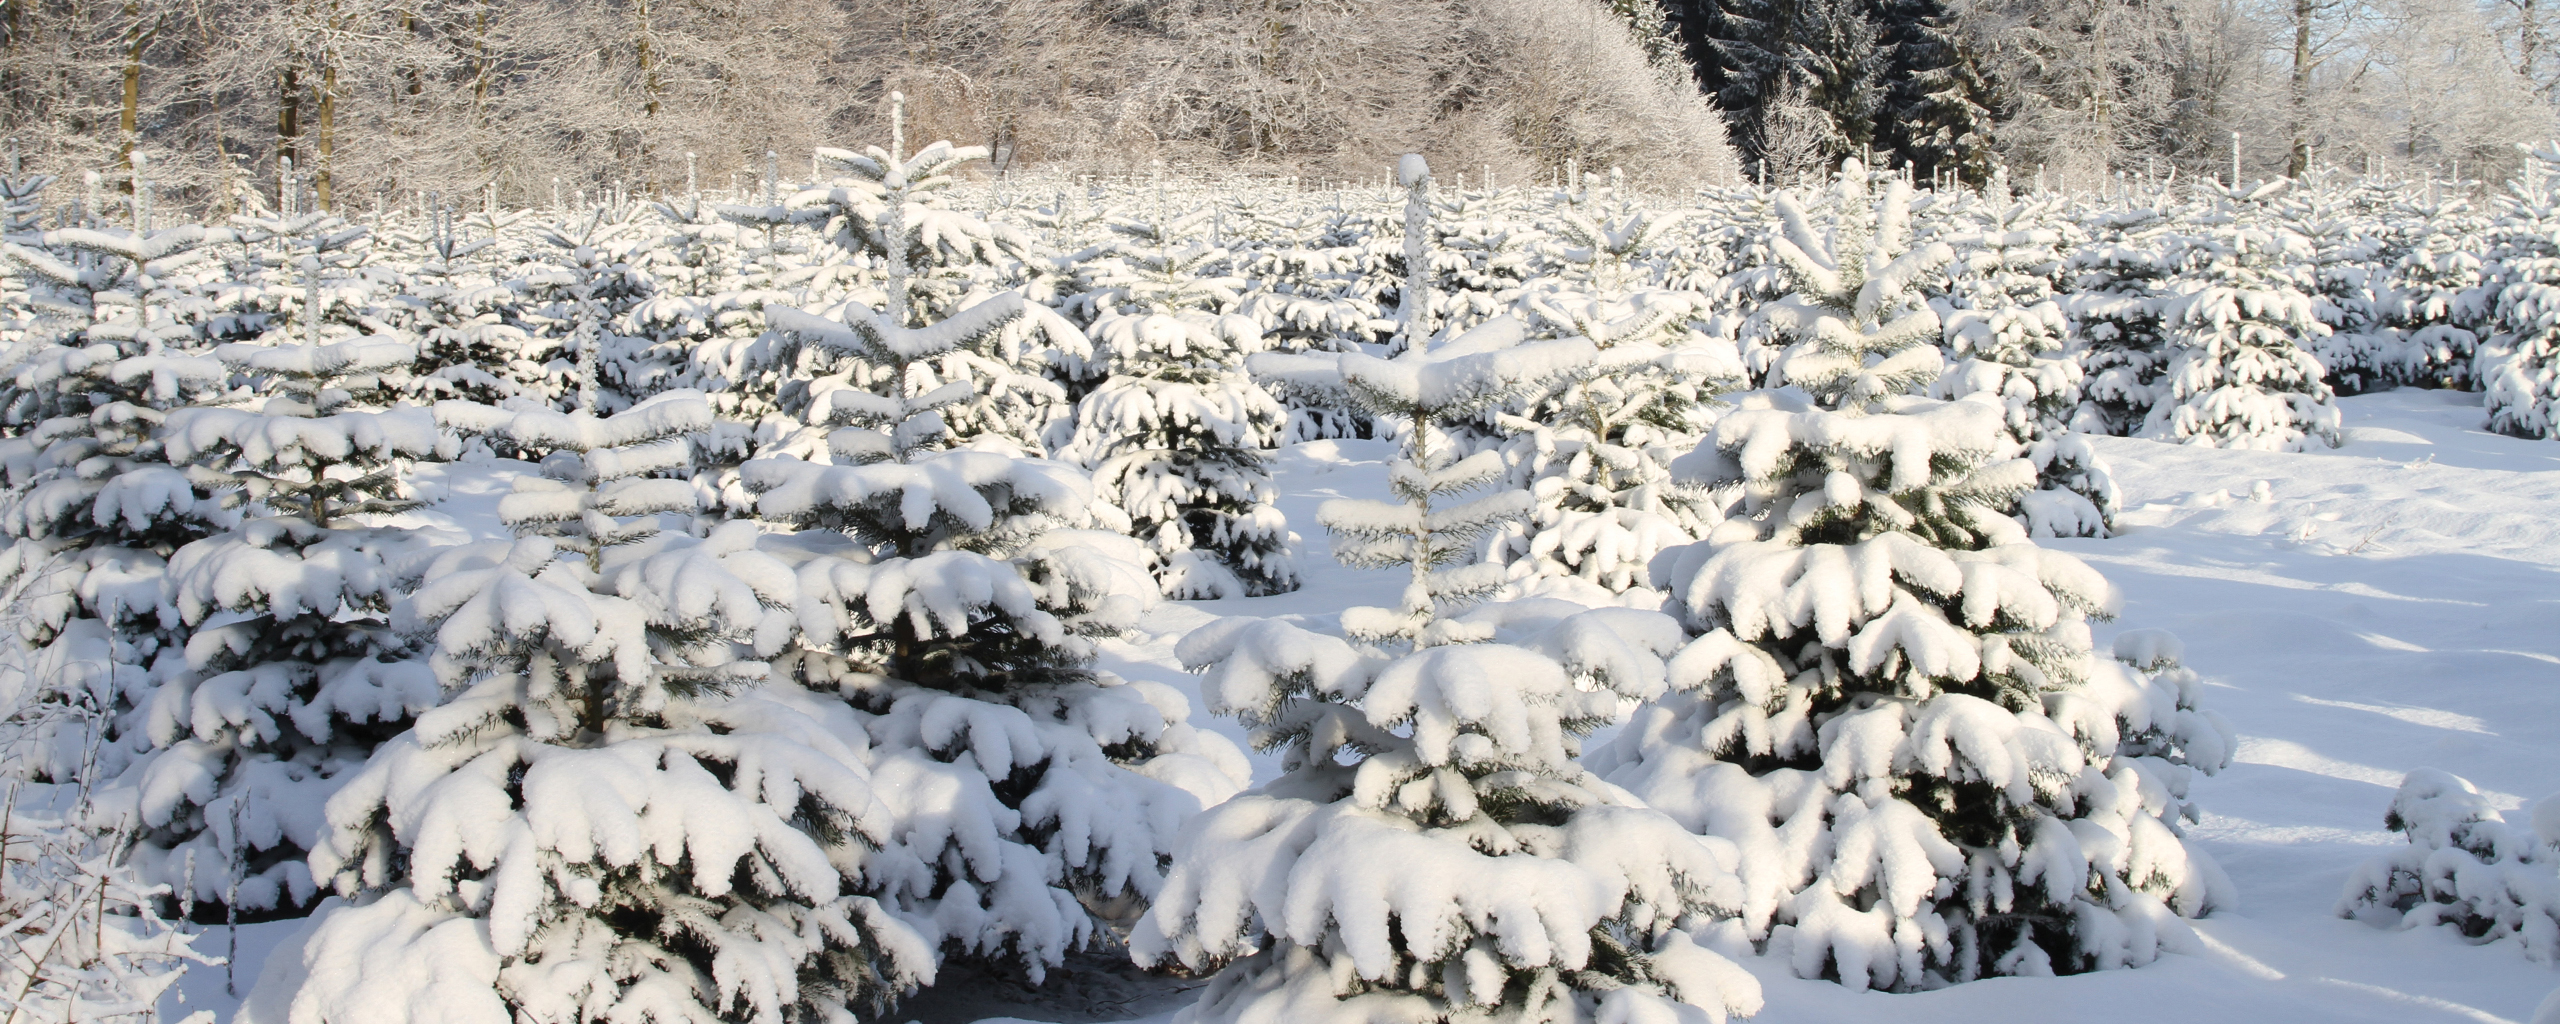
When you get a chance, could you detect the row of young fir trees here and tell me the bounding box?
[0,138,2378,1023]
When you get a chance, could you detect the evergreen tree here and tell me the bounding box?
[2145,213,2342,451]
[116,337,442,917]
[1757,160,1955,407]
[1596,393,2234,989]
[2377,187,2491,391]
[2064,208,2180,437]
[1136,607,1766,1024]
[1296,321,1599,648]
[1055,249,1300,599]
[746,285,1248,981]
[1706,0,1886,174]
[0,222,236,861]
[280,393,941,1024]
[1488,290,1740,605]
[1930,196,2119,536]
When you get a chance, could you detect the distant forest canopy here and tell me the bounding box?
[0,0,2543,216]
[1652,0,2558,189]
[0,0,1736,216]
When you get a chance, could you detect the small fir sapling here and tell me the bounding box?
[109,336,442,916]
[1055,227,1298,599]
[2062,209,2180,437]
[743,246,1246,982]
[1929,197,2118,537]
[2337,769,2560,961]
[269,390,938,1022]
[1278,318,1599,647]
[2146,215,2342,451]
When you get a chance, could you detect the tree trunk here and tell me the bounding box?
[279,64,301,174]
[119,0,146,194]
[318,62,335,210]
[2289,0,2312,178]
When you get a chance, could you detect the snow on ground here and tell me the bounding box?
[157,391,2560,1024]
[1105,389,2560,1024]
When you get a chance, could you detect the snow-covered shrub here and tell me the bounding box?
[1756,159,1955,408]
[1595,392,2234,990]
[0,785,214,1024]
[2339,768,2560,961]
[1135,608,1764,1024]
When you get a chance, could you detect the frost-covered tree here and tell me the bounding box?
[743,309,1247,979]
[723,137,1080,456]
[1595,393,2234,989]
[2338,768,2560,962]
[1057,306,1297,599]
[109,337,442,917]
[1272,323,1598,647]
[1930,198,2117,537]
[0,234,236,829]
[2146,220,2341,451]
[2377,188,2490,391]
[1757,160,1955,408]
[2064,208,2180,437]
[516,209,667,413]
[1487,291,1740,605]
[1135,608,1765,1024]
[271,392,940,1022]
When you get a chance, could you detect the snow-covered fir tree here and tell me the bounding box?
[1756,160,1955,408]
[1056,250,1298,598]
[110,336,442,917]
[1930,196,2118,537]
[2481,155,2560,439]
[273,391,944,1024]
[744,291,1248,981]
[0,223,238,862]
[515,209,668,414]
[723,135,1080,456]
[1593,392,2234,989]
[1134,606,1764,1024]
[2338,768,2560,962]
[2377,187,2491,392]
[2146,214,2341,451]
[2064,208,2181,437]
[1486,290,1740,606]
[1285,322,1599,647]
